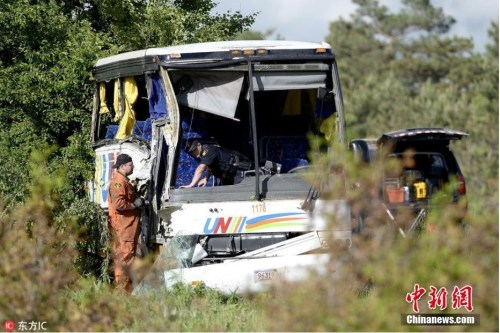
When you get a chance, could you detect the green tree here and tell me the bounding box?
[328,0,475,90]
[50,0,256,49]
[325,0,498,210]
[0,1,107,204]
[327,0,483,135]
[259,4,500,329]
[0,0,255,276]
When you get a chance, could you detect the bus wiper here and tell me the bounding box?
[301,182,321,212]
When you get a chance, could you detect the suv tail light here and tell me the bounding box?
[457,174,466,195]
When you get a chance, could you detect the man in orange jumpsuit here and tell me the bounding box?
[108,153,145,292]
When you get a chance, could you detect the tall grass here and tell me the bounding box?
[0,150,265,332]
[0,144,497,331]
[259,143,498,331]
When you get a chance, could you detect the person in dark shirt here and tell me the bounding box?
[180,140,251,188]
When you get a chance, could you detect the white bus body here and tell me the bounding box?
[90,40,350,292]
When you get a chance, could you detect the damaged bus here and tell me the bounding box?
[89,40,351,293]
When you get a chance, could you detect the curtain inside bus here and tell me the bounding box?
[172,71,327,120]
[115,77,138,139]
[148,73,168,119]
[173,72,244,120]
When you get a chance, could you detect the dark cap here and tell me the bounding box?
[113,153,133,168]
[188,140,201,153]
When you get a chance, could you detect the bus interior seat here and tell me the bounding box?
[105,125,118,139]
[260,136,309,173]
[132,120,146,137]
[142,118,152,141]
[131,119,153,141]
[175,116,217,188]
[282,158,309,172]
[175,150,217,188]
[181,116,209,139]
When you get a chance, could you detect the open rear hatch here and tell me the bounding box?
[378,128,468,149]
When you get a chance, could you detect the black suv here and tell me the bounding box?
[349,128,468,234]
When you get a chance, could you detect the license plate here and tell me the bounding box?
[254,269,278,282]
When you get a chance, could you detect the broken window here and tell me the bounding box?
[172,71,244,120]
[96,75,157,142]
[171,69,335,190]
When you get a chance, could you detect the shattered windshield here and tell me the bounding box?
[161,233,198,269]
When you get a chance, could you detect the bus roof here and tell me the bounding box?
[95,40,332,67]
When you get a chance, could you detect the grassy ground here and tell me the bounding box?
[0,149,497,332]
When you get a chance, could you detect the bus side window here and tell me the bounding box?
[98,76,152,141]
[98,81,116,140]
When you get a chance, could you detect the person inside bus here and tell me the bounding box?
[180,139,251,188]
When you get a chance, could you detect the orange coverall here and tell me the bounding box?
[108,171,141,292]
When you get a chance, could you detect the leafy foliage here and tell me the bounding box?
[326,0,498,210]
[0,155,263,330]
[0,0,255,278]
[0,0,497,331]
[262,138,498,331]
[0,149,78,330]
[0,1,109,205]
